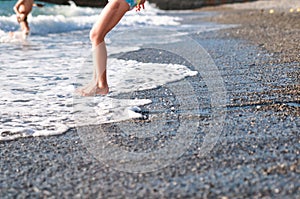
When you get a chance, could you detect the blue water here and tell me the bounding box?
[0,1,231,141]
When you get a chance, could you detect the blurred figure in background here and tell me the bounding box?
[12,0,43,37]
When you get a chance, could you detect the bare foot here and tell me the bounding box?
[8,31,28,40]
[8,32,14,38]
[76,82,109,96]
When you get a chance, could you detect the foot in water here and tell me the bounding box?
[76,81,109,96]
[8,30,28,40]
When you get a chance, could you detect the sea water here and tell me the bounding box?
[0,1,229,141]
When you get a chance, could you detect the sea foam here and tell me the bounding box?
[0,2,181,35]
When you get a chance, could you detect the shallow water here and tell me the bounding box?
[0,1,231,141]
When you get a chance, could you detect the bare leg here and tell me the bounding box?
[8,14,29,40]
[19,18,30,35]
[77,0,130,96]
[17,5,30,36]
[77,42,109,96]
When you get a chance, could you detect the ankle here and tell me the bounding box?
[97,82,108,89]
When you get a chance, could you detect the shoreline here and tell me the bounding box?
[1,2,299,198]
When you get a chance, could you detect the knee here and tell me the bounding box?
[19,13,26,20]
[89,28,96,42]
[89,28,104,45]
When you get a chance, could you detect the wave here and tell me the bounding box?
[0,2,181,35]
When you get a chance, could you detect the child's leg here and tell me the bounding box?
[19,15,30,35]
[78,0,130,96]
[16,5,30,35]
[90,0,130,47]
[78,42,109,96]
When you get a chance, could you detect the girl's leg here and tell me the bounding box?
[90,0,130,47]
[78,0,130,96]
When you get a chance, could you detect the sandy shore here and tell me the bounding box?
[1,1,299,198]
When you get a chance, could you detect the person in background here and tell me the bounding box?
[77,0,146,96]
[13,0,43,37]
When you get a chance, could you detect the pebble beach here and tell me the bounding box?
[0,0,299,198]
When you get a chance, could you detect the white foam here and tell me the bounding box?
[0,50,197,141]
[107,59,198,94]
[0,2,180,35]
[0,1,208,142]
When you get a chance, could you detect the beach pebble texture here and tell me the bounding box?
[1,0,299,198]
